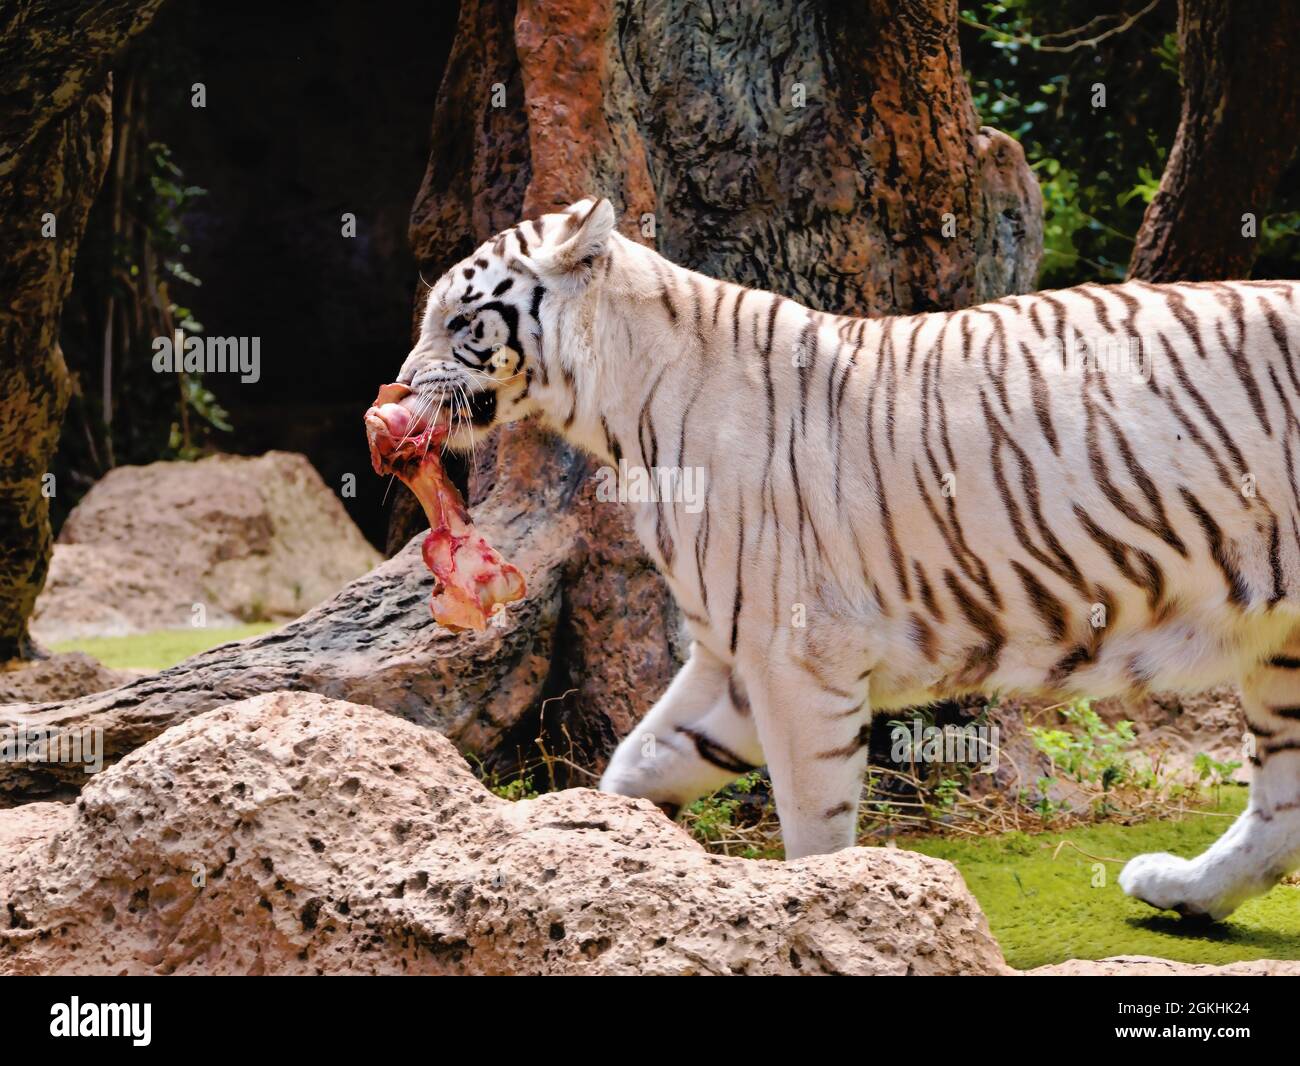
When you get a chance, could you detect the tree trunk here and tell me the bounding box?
[0,0,168,661]
[0,0,1041,801]
[1128,0,1300,282]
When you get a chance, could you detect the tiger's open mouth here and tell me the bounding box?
[364,382,524,631]
[364,383,448,469]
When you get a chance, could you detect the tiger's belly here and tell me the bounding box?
[868,601,1300,710]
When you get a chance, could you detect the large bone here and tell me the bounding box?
[365,384,525,631]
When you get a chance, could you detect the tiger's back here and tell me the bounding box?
[782,279,1300,711]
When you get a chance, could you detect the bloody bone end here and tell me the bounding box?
[365,382,525,630]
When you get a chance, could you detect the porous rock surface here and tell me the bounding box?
[31,451,380,642]
[0,691,1009,975]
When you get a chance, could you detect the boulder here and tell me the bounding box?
[31,451,381,642]
[0,651,135,703]
[0,691,1008,976]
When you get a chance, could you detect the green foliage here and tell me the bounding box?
[144,144,230,457]
[963,1,1300,286]
[1026,699,1241,825]
[684,770,766,844]
[1116,163,1162,209]
[463,755,541,802]
[1258,207,1300,278]
[961,0,1179,286]
[145,142,206,288]
[684,792,743,842]
[1029,699,1146,821]
[1029,699,1136,789]
[1022,775,1068,822]
[930,776,963,814]
[169,375,232,461]
[681,771,782,858]
[1193,752,1243,803]
[489,773,540,802]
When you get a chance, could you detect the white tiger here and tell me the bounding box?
[396,197,1300,921]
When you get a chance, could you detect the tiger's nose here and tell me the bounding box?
[411,364,468,390]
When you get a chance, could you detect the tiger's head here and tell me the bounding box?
[396,196,620,453]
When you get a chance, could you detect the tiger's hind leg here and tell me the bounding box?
[1120,634,1300,919]
[599,642,762,816]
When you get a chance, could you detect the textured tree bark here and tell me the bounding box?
[0,0,168,661]
[1,0,1041,800]
[1128,0,1300,282]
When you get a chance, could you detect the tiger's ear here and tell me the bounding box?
[536,197,616,278]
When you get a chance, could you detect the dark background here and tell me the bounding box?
[54,0,457,547]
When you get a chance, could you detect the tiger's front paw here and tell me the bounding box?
[1118,852,1231,920]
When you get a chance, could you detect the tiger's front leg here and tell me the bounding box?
[741,652,873,860]
[599,642,762,816]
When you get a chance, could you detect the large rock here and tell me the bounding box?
[31,451,381,642]
[0,691,1008,976]
[0,651,135,703]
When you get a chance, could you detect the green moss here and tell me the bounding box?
[900,786,1300,969]
[52,623,279,671]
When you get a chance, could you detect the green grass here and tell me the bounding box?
[901,786,1300,969]
[51,623,279,671]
